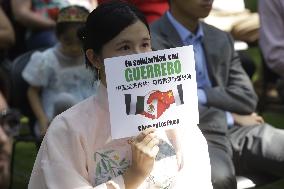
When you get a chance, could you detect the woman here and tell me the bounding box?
[28,1,212,188]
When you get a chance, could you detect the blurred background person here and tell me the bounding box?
[204,0,259,44]
[1,0,27,59]
[0,81,20,189]
[0,1,14,96]
[0,108,12,189]
[98,0,169,23]
[67,0,97,11]
[0,4,15,187]
[11,0,69,51]
[204,0,259,79]
[0,2,15,53]
[22,5,97,137]
[151,0,284,188]
[259,0,284,101]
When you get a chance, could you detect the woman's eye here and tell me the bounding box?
[142,42,150,48]
[119,45,130,51]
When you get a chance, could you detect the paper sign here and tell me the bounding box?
[104,46,199,139]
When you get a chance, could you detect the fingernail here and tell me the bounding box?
[127,138,134,144]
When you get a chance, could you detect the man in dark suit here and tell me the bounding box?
[150,0,284,188]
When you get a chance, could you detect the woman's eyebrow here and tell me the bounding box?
[115,40,131,47]
[142,37,151,41]
[115,37,151,46]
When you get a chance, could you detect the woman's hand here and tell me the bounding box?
[232,113,264,127]
[123,128,160,189]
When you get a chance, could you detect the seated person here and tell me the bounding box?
[0,4,15,52]
[0,3,15,102]
[204,0,259,78]
[98,0,169,23]
[0,115,12,189]
[67,0,97,11]
[0,88,20,189]
[0,86,11,189]
[259,0,284,101]
[0,69,18,189]
[0,83,20,189]
[150,0,284,188]
[0,6,20,188]
[28,2,213,188]
[22,6,97,136]
[204,0,259,44]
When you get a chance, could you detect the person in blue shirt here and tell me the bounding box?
[150,0,284,188]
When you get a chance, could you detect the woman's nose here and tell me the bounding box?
[132,47,141,54]
[132,47,147,54]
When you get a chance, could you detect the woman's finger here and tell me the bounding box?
[127,137,135,144]
[140,132,157,145]
[135,128,156,142]
[149,145,159,158]
[146,137,160,148]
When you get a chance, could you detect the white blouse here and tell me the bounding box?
[28,84,212,189]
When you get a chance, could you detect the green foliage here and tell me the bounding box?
[11,142,37,189]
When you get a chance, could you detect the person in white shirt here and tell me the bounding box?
[204,0,259,78]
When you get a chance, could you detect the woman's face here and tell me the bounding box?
[89,20,152,86]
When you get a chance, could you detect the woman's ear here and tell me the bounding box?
[86,49,102,69]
